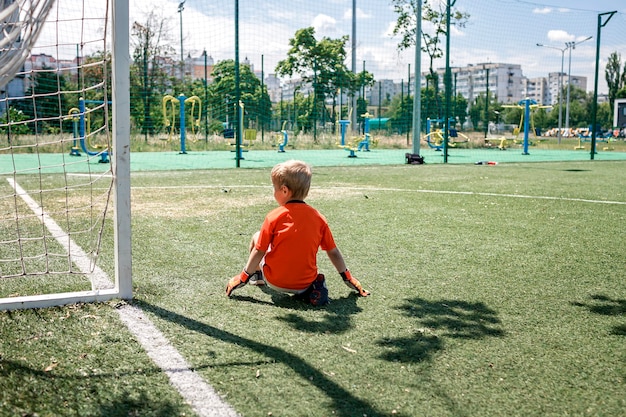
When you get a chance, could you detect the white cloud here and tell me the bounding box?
[533,7,552,14]
[343,7,372,20]
[384,21,398,39]
[547,30,575,43]
[312,14,338,37]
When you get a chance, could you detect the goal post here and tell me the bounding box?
[111,0,132,301]
[0,0,132,310]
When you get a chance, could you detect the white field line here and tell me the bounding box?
[7,178,113,291]
[116,304,240,417]
[7,178,240,417]
[132,184,626,206]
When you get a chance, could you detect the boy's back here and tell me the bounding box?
[258,201,335,291]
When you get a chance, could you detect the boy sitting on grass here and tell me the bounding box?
[226,160,370,306]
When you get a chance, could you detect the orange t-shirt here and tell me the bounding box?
[256,201,336,291]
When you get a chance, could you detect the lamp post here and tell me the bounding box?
[178,1,185,82]
[564,36,592,132]
[203,49,208,142]
[537,43,565,143]
[293,85,300,134]
[483,64,490,139]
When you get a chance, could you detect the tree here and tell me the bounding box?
[275,27,370,130]
[605,51,626,114]
[388,93,411,134]
[0,107,30,135]
[468,93,499,131]
[206,60,271,130]
[355,69,375,125]
[130,11,176,137]
[560,86,590,129]
[79,51,113,132]
[391,0,469,109]
[15,66,68,134]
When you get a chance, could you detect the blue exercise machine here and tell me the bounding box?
[276,121,288,152]
[337,112,372,157]
[68,98,110,163]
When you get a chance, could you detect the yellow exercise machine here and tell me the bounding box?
[162,94,202,154]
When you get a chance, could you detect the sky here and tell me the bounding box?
[34,0,626,94]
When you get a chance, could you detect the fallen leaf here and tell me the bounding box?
[44,362,58,372]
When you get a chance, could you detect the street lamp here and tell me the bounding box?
[293,85,300,134]
[203,49,208,142]
[537,43,566,143]
[178,1,186,82]
[564,36,592,131]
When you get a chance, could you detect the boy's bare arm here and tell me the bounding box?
[326,247,347,273]
[245,247,266,274]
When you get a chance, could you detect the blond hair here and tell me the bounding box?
[271,160,312,200]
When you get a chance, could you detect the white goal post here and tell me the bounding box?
[0,0,131,310]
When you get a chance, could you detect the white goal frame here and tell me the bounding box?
[0,0,131,310]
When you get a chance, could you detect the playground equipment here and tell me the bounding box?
[67,98,110,163]
[274,121,288,152]
[576,125,615,151]
[337,112,374,157]
[162,94,202,154]
[67,108,82,156]
[423,118,469,151]
[229,101,258,160]
[484,121,510,150]
[501,99,550,154]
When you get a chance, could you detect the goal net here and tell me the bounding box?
[0,0,130,310]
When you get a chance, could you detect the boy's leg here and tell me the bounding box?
[248,232,265,286]
[294,274,328,306]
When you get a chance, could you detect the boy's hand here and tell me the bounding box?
[226,270,251,297]
[340,270,370,297]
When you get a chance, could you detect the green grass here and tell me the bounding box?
[1,161,626,416]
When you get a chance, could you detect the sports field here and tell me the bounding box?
[1,159,625,416]
[3,145,626,174]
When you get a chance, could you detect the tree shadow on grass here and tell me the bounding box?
[275,294,362,334]
[571,294,626,336]
[231,288,364,334]
[378,297,505,363]
[96,391,183,417]
[136,300,381,417]
[0,360,189,416]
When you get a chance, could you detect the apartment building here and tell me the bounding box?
[547,72,588,105]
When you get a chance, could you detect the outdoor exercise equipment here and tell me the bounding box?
[424,118,468,151]
[274,120,288,152]
[67,98,110,163]
[229,101,257,160]
[576,125,614,151]
[162,94,202,154]
[337,118,351,146]
[67,108,82,156]
[337,112,374,157]
[502,99,550,154]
